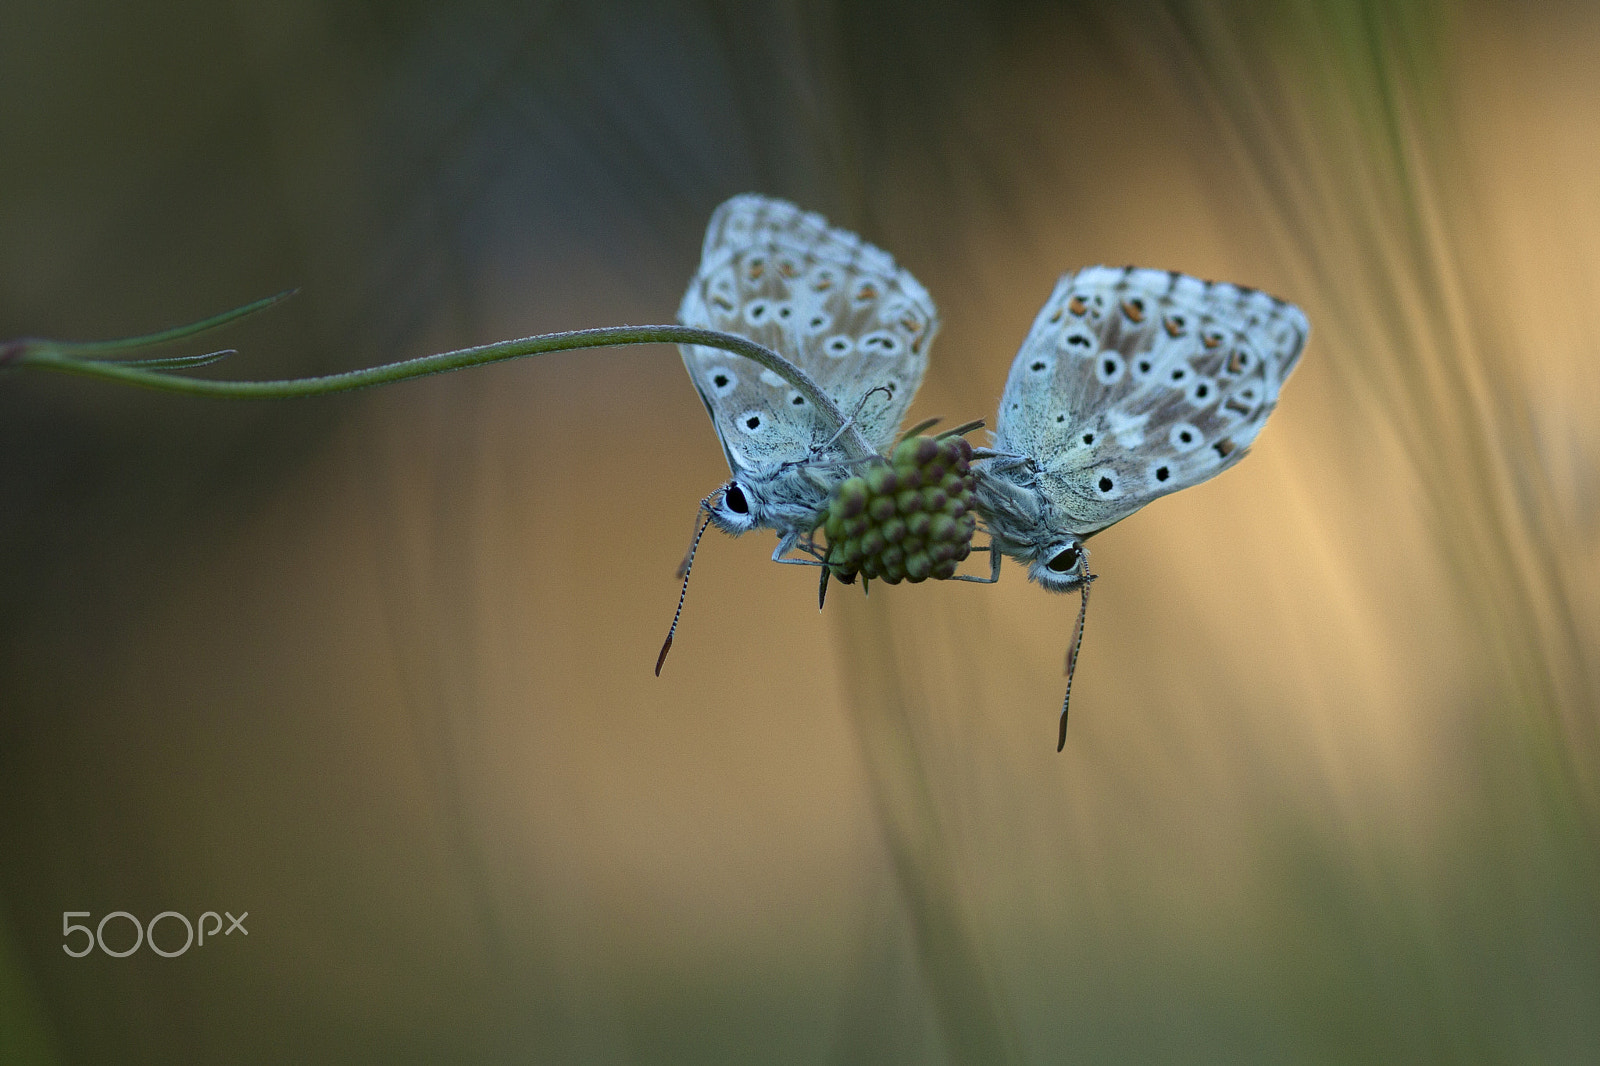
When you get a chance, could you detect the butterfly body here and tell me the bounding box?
[678,195,938,554]
[976,265,1309,589]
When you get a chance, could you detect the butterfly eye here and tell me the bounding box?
[723,483,750,515]
[1046,547,1080,573]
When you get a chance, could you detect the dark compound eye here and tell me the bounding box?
[723,484,749,514]
[1047,546,1080,573]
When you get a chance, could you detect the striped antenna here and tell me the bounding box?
[657,496,715,676]
[1058,548,1095,751]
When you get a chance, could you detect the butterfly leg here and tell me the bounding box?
[770,533,827,567]
[948,540,1002,583]
[813,384,895,456]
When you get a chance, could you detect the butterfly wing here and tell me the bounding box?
[679,195,937,476]
[994,266,1307,536]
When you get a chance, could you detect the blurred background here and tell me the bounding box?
[2,0,1597,1061]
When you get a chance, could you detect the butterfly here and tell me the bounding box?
[658,194,940,670]
[972,266,1309,748]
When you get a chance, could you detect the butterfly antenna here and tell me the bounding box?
[658,496,715,676]
[1058,549,1095,751]
[900,416,943,441]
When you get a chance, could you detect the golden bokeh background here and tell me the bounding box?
[2,1,1597,1061]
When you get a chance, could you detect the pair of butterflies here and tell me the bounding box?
[669,194,1308,748]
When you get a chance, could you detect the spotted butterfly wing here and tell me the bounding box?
[974,266,1307,748]
[656,195,940,673]
[679,194,936,493]
[985,266,1307,556]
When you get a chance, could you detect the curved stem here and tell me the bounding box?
[12,323,874,456]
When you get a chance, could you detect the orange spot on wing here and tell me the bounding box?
[1068,295,1088,316]
[1121,299,1146,323]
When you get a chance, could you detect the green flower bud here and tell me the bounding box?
[881,516,906,544]
[844,515,869,538]
[922,487,948,512]
[865,465,900,496]
[896,488,922,515]
[905,551,932,581]
[835,478,869,517]
[906,512,931,538]
[859,529,885,557]
[928,514,958,543]
[869,496,897,523]
[931,560,958,580]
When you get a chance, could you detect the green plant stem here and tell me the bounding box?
[10,323,874,456]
